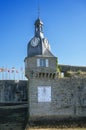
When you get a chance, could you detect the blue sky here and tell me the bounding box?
[0,0,86,72]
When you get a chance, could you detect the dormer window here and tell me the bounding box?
[37,59,49,67]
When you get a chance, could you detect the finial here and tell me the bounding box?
[38,0,40,18]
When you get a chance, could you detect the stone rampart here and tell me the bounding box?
[0,80,28,130]
[0,80,27,102]
[28,76,86,121]
[59,64,86,72]
[0,75,86,129]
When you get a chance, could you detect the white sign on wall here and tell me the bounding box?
[38,86,51,102]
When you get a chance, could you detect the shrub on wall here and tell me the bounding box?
[65,71,73,77]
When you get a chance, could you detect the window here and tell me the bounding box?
[37,59,48,67]
[38,86,51,102]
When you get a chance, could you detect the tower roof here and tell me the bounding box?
[27,18,55,57]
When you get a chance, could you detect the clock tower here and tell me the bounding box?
[27,18,51,57]
[24,18,58,121]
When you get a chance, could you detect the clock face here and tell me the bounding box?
[31,37,39,47]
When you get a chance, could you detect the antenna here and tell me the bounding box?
[38,0,40,18]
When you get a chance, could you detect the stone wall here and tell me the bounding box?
[0,80,27,102]
[28,76,86,121]
[59,64,86,72]
[0,80,28,130]
[25,56,57,79]
[0,76,86,129]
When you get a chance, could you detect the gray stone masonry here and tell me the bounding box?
[0,80,27,102]
[28,76,86,121]
[25,56,57,79]
[25,55,86,121]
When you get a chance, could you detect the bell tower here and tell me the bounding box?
[24,18,58,121]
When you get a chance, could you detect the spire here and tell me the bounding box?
[38,0,40,18]
[34,18,44,38]
[34,0,44,38]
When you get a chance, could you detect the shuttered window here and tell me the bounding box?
[37,59,49,67]
[37,59,40,67]
[46,59,48,67]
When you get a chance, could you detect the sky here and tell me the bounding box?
[0,0,86,76]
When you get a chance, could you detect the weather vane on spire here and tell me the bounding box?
[38,0,40,18]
